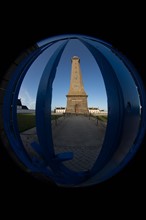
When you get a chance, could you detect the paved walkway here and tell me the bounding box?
[20,115,107,172]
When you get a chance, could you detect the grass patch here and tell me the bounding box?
[97,115,108,122]
[17,113,36,132]
[51,114,63,120]
[90,114,108,122]
[17,113,63,132]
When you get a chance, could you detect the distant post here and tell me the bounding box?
[96,116,98,126]
[55,115,57,126]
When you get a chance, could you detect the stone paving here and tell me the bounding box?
[20,115,107,172]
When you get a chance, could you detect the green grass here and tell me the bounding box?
[17,113,106,132]
[90,114,108,122]
[96,115,108,122]
[17,113,63,132]
[51,114,63,120]
[17,114,36,132]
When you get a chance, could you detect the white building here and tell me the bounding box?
[54,107,107,115]
[54,107,66,114]
[88,107,100,114]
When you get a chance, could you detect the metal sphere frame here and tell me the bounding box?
[1,34,146,187]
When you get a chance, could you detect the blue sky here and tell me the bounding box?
[18,39,107,111]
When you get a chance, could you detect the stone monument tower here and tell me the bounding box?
[66,56,89,114]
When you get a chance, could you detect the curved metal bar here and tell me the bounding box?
[37,34,112,48]
[35,40,90,185]
[35,42,67,160]
[79,38,125,175]
[2,34,145,186]
[3,42,60,173]
[78,37,145,184]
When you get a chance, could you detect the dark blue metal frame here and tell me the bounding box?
[3,34,146,186]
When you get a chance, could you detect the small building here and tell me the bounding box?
[54,107,103,115]
[17,99,23,109]
[22,105,28,110]
[54,107,66,114]
[88,107,100,114]
[99,109,108,115]
[17,98,29,110]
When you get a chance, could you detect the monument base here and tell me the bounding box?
[66,95,89,115]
